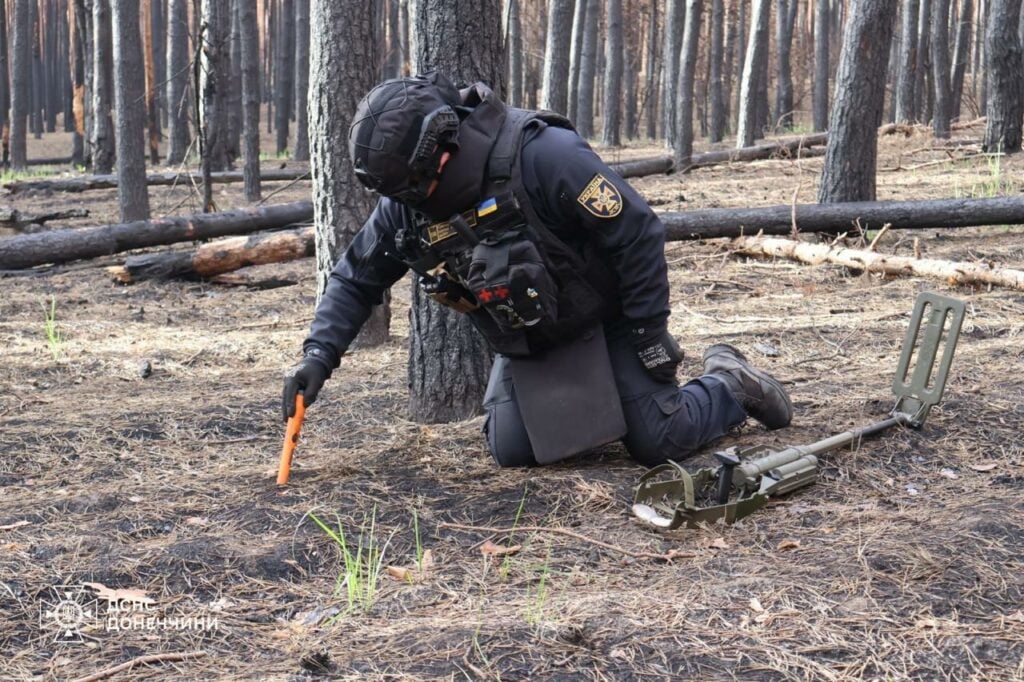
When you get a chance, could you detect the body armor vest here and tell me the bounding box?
[394,85,620,357]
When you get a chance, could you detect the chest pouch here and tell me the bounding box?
[465,230,559,333]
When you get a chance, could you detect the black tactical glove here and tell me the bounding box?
[282,349,332,422]
[629,321,684,384]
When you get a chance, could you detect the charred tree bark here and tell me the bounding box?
[292,0,310,161]
[613,132,827,176]
[895,0,919,122]
[812,0,829,130]
[708,0,725,141]
[412,0,504,423]
[225,1,242,162]
[913,0,932,122]
[111,0,151,221]
[575,0,600,137]
[91,0,115,174]
[239,0,261,201]
[737,0,770,146]
[309,0,389,348]
[949,0,971,120]
[71,0,86,167]
[602,0,624,145]
[10,0,30,170]
[541,0,574,114]
[775,0,797,128]
[983,0,1023,153]
[930,0,953,137]
[661,0,684,143]
[644,0,659,139]
[200,0,231,182]
[166,0,190,165]
[0,201,314,269]
[142,0,160,164]
[4,168,309,194]
[506,0,523,106]
[674,0,702,167]
[274,0,295,155]
[819,0,898,202]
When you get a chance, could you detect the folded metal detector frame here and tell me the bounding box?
[632,292,966,530]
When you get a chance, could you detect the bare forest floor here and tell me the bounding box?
[2,122,1023,680]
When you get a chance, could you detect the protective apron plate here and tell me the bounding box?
[508,325,627,463]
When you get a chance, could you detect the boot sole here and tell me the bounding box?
[703,343,794,429]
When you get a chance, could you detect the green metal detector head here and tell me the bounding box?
[891,292,966,427]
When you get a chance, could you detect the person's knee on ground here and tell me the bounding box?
[482,355,536,467]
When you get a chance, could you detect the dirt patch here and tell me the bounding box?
[1,124,1023,679]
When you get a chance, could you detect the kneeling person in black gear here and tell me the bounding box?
[282,72,793,467]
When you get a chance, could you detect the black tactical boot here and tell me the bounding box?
[702,344,793,430]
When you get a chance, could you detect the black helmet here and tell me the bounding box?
[348,72,462,205]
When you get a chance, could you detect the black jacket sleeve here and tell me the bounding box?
[302,198,409,369]
[519,126,671,327]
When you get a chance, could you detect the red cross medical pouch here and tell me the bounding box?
[465,230,560,334]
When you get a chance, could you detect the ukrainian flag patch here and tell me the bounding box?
[477,197,498,218]
[576,174,623,218]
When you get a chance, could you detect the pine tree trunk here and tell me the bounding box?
[292,0,310,161]
[10,0,29,170]
[541,0,574,114]
[623,44,638,139]
[239,0,261,201]
[811,0,829,130]
[708,0,725,141]
[819,0,898,202]
[200,0,231,179]
[674,0,702,165]
[931,0,953,137]
[983,0,1023,152]
[644,0,659,138]
[914,0,932,121]
[90,0,115,174]
[575,0,600,137]
[567,0,588,123]
[142,0,160,163]
[737,0,770,146]
[274,0,294,155]
[895,0,920,121]
[166,0,190,164]
[775,0,796,129]
[661,0,683,142]
[949,0,971,120]
[602,0,624,145]
[507,0,523,106]
[111,0,150,221]
[29,0,42,139]
[70,0,86,167]
[225,1,242,162]
[309,0,389,348]
[409,0,504,423]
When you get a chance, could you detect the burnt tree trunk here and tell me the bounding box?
[239,0,261,201]
[71,0,86,167]
[930,0,953,137]
[542,0,574,114]
[200,0,231,183]
[274,0,295,155]
[983,0,1023,152]
[819,0,898,202]
[292,0,310,161]
[166,0,190,165]
[895,0,919,122]
[225,0,242,162]
[309,0,388,349]
[674,0,702,166]
[506,0,523,106]
[10,0,30,170]
[91,0,116,174]
[949,0,971,120]
[412,0,504,422]
[142,0,160,163]
[812,0,829,130]
[644,0,659,138]
[913,0,932,122]
[775,0,797,128]
[111,0,151,221]
[575,0,600,137]
[661,0,683,142]
[737,0,770,146]
[602,0,624,145]
[708,0,725,141]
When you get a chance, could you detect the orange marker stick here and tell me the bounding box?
[277,394,306,486]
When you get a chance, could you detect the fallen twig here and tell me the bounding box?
[438,522,694,562]
[70,651,207,682]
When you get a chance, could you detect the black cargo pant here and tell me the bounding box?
[482,327,747,467]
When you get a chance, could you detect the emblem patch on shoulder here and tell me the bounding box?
[576,173,623,218]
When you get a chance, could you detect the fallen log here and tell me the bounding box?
[660,195,1024,240]
[0,207,89,232]
[610,133,829,178]
[0,201,313,269]
[732,235,1024,291]
[108,226,316,282]
[3,168,310,194]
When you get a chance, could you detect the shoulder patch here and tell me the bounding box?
[576,173,623,218]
